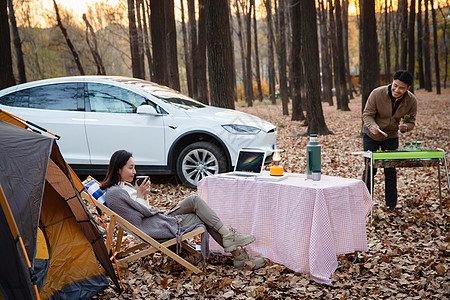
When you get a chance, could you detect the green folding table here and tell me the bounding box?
[354,149,449,212]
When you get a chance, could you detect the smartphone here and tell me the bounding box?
[136,176,148,185]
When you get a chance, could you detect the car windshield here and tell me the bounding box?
[114,78,205,110]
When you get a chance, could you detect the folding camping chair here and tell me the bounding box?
[81,177,205,274]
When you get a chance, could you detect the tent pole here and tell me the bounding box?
[0,185,41,300]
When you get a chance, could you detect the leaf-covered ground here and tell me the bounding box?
[91,89,449,299]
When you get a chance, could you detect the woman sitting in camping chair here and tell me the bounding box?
[100,150,265,270]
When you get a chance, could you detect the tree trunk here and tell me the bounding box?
[150,0,167,84]
[431,1,440,94]
[135,0,146,79]
[143,0,154,81]
[206,0,235,109]
[277,0,289,115]
[264,0,276,104]
[7,0,26,83]
[245,0,254,106]
[253,2,263,102]
[335,0,350,111]
[128,0,144,79]
[290,0,305,121]
[417,0,425,88]
[127,0,145,79]
[360,0,380,132]
[196,0,208,103]
[407,0,415,87]
[235,1,247,102]
[384,0,391,83]
[0,0,15,89]
[399,0,408,70]
[393,1,399,71]
[228,2,238,104]
[188,0,198,97]
[300,0,330,135]
[328,0,340,107]
[53,0,85,76]
[439,5,448,88]
[180,0,193,96]
[286,1,293,100]
[423,0,432,91]
[342,0,353,99]
[165,0,180,91]
[319,0,333,106]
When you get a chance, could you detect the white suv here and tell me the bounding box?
[0,76,277,188]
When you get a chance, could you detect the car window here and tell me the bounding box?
[0,90,30,108]
[154,93,205,110]
[29,83,79,111]
[87,83,149,113]
[114,78,204,110]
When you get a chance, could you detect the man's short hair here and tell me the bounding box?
[393,70,413,86]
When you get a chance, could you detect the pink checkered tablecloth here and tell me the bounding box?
[197,172,373,285]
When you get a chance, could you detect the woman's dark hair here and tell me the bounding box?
[100,150,133,190]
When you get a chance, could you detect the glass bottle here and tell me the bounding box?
[416,141,422,151]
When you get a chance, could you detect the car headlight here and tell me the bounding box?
[221,124,261,135]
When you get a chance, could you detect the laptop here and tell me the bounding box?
[223,148,266,177]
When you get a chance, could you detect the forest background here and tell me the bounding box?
[1,1,449,298]
[1,0,448,135]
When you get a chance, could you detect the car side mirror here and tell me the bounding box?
[137,105,158,115]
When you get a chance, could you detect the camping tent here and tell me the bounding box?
[0,111,120,299]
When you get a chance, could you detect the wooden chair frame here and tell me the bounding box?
[81,185,205,274]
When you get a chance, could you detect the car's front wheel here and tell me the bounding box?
[176,141,227,188]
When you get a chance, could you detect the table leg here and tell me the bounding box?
[336,252,359,271]
[438,163,442,214]
[364,158,369,185]
[370,156,374,221]
[370,158,374,198]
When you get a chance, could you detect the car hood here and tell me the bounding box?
[184,106,276,132]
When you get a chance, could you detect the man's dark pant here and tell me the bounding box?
[362,134,399,208]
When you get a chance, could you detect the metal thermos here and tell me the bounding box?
[306,134,321,179]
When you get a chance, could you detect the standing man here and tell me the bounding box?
[362,70,417,210]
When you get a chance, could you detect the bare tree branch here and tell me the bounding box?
[83,13,106,75]
[52,0,85,75]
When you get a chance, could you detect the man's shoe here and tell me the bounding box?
[222,227,255,252]
[233,248,265,270]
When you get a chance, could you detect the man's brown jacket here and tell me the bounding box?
[363,84,417,141]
